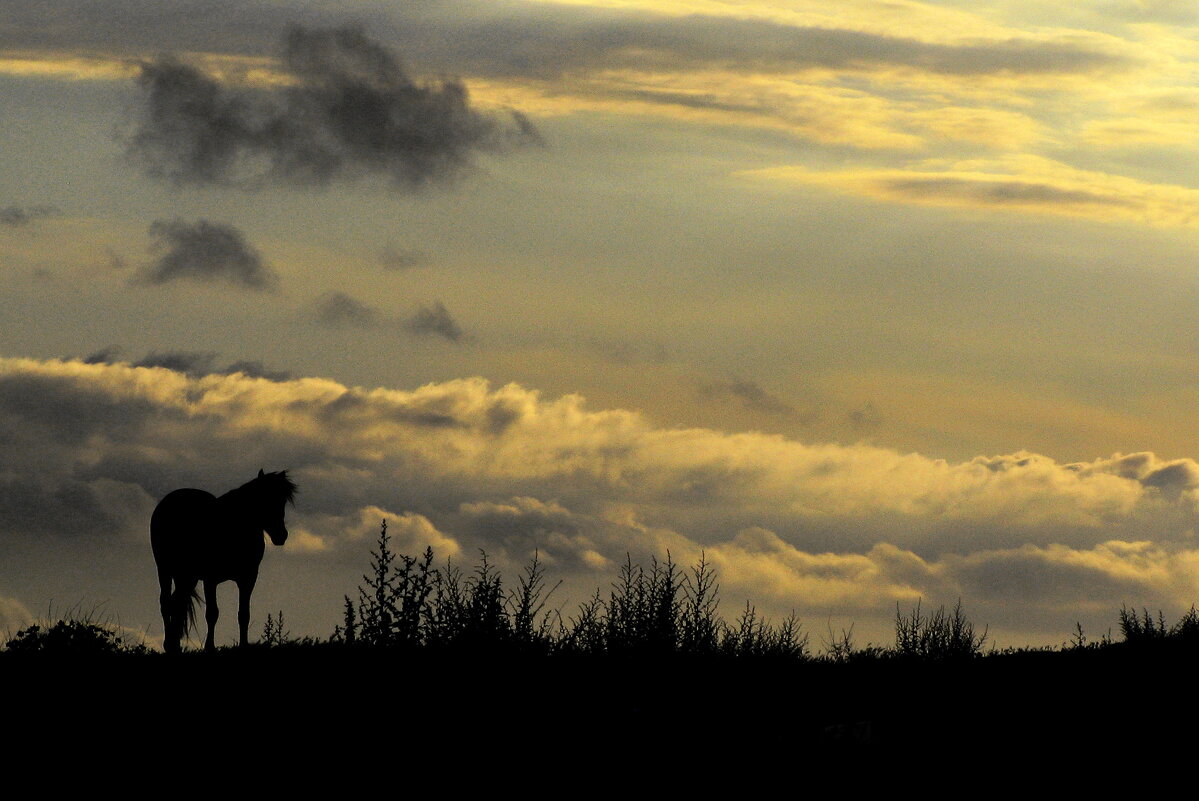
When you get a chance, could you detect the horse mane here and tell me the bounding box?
[255,469,298,505]
[225,469,298,505]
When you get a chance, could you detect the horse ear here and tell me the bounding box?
[258,468,265,478]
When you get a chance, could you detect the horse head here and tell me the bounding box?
[257,468,297,546]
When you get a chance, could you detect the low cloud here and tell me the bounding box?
[138,219,277,290]
[127,24,541,189]
[0,205,60,227]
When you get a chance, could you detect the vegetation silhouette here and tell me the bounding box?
[150,468,297,652]
[331,520,810,659]
[13,516,1199,761]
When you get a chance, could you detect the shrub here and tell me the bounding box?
[1118,605,1168,644]
[339,523,811,660]
[894,599,988,660]
[5,619,149,655]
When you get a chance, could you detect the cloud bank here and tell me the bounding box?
[3,356,1199,640]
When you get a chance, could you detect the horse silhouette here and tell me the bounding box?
[151,469,297,653]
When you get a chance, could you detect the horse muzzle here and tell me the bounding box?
[268,526,289,546]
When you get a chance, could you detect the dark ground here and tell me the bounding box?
[6,643,1198,772]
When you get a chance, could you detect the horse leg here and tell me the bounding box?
[204,580,219,652]
[237,574,257,647]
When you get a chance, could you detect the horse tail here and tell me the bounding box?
[183,584,201,638]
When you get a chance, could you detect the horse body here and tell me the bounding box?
[151,470,296,653]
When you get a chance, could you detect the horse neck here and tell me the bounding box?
[216,486,263,526]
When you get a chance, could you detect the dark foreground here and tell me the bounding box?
[6,642,1199,773]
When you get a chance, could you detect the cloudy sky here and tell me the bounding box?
[4,0,1199,648]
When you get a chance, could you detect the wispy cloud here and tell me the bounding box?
[746,156,1199,227]
[379,244,429,271]
[701,377,798,417]
[0,204,60,227]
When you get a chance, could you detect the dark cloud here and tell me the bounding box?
[380,244,429,271]
[406,300,463,342]
[83,346,123,365]
[132,350,219,376]
[0,474,152,540]
[222,360,292,382]
[138,219,277,289]
[128,24,541,189]
[0,205,60,227]
[313,291,381,329]
[702,377,796,416]
[82,347,290,381]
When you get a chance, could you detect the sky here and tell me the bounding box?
[4,0,1199,649]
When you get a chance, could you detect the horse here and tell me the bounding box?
[151,469,297,653]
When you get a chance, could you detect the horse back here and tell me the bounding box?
[151,488,217,569]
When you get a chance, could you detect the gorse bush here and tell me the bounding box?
[1117,604,1199,646]
[335,519,810,659]
[4,619,150,655]
[1118,605,1168,643]
[894,599,988,660]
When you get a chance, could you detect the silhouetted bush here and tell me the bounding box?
[1119,605,1168,644]
[1171,605,1199,641]
[894,599,988,660]
[4,619,150,655]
